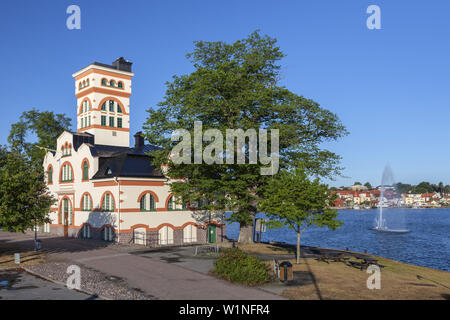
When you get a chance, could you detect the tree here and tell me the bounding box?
[8,109,71,168]
[0,151,55,232]
[143,31,347,243]
[259,168,343,263]
[364,182,372,190]
[354,181,362,186]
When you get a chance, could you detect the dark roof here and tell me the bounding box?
[90,143,164,180]
[91,57,132,73]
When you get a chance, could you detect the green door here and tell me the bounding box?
[207,224,216,243]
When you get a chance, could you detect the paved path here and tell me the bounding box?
[0,269,94,300]
[0,231,284,300]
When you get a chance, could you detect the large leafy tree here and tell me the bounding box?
[260,168,343,263]
[0,150,55,232]
[143,31,347,243]
[8,109,71,168]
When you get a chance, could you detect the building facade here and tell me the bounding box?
[41,58,225,246]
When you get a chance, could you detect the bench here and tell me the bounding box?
[194,245,220,256]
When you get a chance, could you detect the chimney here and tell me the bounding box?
[112,57,132,72]
[134,132,144,149]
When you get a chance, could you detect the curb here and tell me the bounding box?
[21,266,111,300]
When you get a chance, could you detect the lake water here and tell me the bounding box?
[226,208,450,272]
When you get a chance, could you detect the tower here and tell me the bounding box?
[72,57,134,147]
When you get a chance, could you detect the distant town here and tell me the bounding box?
[331,182,450,209]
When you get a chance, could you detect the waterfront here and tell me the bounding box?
[226,208,450,272]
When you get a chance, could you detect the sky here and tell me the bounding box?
[0,0,449,187]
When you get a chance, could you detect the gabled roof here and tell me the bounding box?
[90,144,164,180]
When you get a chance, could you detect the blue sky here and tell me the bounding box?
[1,0,449,187]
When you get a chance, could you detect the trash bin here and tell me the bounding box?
[34,239,42,251]
[279,261,293,282]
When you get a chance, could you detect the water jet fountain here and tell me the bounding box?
[371,165,410,233]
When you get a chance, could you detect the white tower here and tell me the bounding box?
[72,57,134,147]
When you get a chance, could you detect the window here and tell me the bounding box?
[81,118,84,128]
[101,115,106,126]
[167,196,174,211]
[101,102,106,111]
[43,223,50,233]
[109,117,114,127]
[61,164,73,182]
[110,80,115,87]
[158,226,174,245]
[82,194,92,211]
[102,79,107,85]
[88,116,91,127]
[183,225,197,243]
[117,118,122,128]
[47,166,53,184]
[81,224,91,239]
[118,81,123,88]
[117,105,123,113]
[182,201,187,210]
[102,227,114,242]
[102,193,114,212]
[109,100,114,112]
[140,193,156,211]
[82,161,89,181]
[61,198,73,225]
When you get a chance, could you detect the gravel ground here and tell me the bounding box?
[27,262,158,300]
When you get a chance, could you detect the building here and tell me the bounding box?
[41,58,225,245]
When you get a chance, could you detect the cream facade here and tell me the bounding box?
[41,58,225,246]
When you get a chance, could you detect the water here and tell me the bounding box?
[226,208,450,272]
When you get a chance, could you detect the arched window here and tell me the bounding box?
[47,166,53,184]
[102,193,114,212]
[60,163,73,182]
[101,102,106,111]
[81,224,91,239]
[102,226,115,242]
[117,104,123,113]
[118,81,123,88]
[140,193,156,212]
[81,194,92,211]
[167,196,174,211]
[86,79,89,86]
[109,100,114,112]
[82,160,89,181]
[183,225,197,243]
[78,82,82,90]
[109,80,116,87]
[158,226,174,245]
[102,78,107,86]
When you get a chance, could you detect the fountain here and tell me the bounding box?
[372,165,410,233]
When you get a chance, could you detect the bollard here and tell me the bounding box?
[279,261,293,282]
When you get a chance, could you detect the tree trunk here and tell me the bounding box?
[238,224,254,244]
[296,232,301,264]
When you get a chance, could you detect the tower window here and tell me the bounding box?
[101,115,106,126]
[118,81,123,88]
[102,79,107,85]
[82,161,89,181]
[117,118,122,128]
[109,100,114,112]
[109,117,114,127]
[47,166,53,184]
[101,102,106,111]
[117,105,123,113]
[110,80,116,87]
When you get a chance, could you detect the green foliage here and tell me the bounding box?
[364,182,372,189]
[8,109,71,168]
[259,168,343,263]
[143,31,347,242]
[0,151,55,232]
[213,248,269,285]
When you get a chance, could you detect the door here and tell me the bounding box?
[63,198,69,237]
[207,224,216,243]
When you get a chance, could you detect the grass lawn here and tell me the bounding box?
[0,243,46,269]
[219,242,450,300]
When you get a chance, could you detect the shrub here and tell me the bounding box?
[213,248,270,286]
